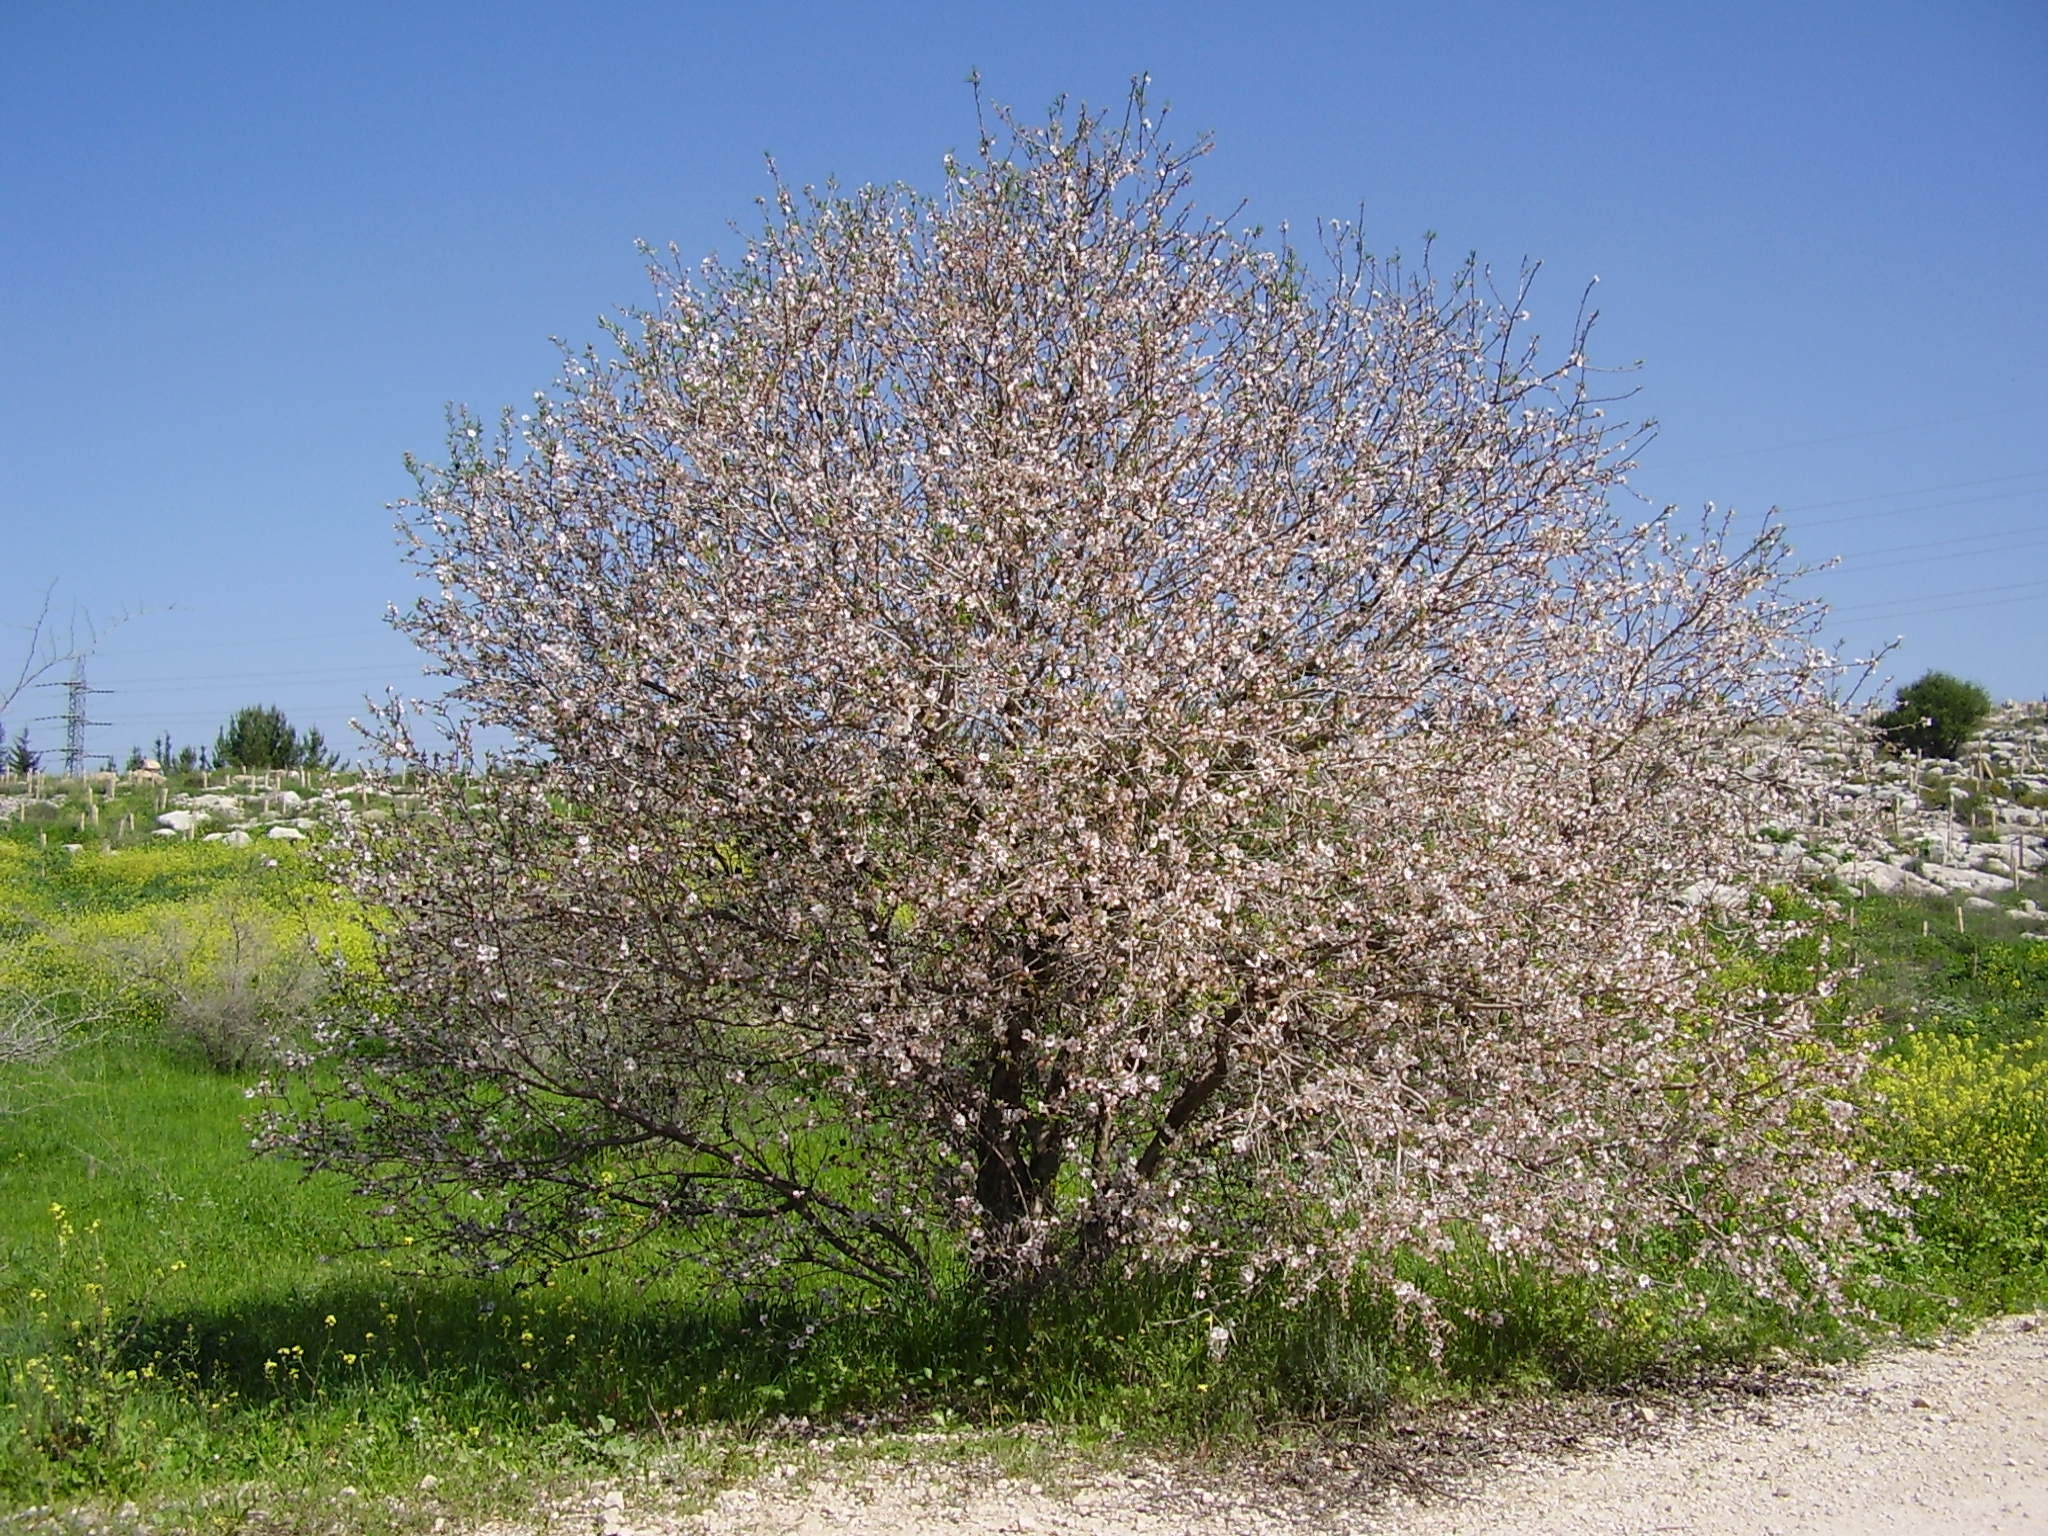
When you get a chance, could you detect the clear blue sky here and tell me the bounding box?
[4,0,2043,766]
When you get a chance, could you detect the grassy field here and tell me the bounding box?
[1,827,2044,1529]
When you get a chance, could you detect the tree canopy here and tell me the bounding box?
[1876,671,1994,761]
[213,705,339,771]
[277,89,1880,1312]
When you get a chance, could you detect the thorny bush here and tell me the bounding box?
[271,87,1886,1312]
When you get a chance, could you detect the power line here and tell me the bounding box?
[99,665,414,691]
[1819,521,2048,562]
[1779,467,2048,514]
[1828,589,2048,624]
[94,627,417,662]
[1652,403,2048,468]
[1786,486,2044,532]
[1826,535,2048,577]
[1828,575,2048,620]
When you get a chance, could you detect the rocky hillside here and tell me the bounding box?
[1763,704,2048,930]
[6,710,2047,936]
[0,769,396,851]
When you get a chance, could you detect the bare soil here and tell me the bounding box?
[515,1313,2047,1536]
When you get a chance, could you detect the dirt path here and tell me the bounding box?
[530,1314,2047,1536]
[1386,1312,2048,1536]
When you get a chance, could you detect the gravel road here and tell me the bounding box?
[520,1314,2047,1536]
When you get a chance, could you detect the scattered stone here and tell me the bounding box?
[181,792,246,820]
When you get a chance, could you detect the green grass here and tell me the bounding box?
[0,1040,1861,1517]
[0,846,2044,1527]
[1826,885,2048,1057]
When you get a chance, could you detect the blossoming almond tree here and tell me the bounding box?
[280,89,1881,1306]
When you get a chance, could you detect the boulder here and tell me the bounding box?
[222,829,253,848]
[1679,880,1751,909]
[156,810,205,834]
[265,825,306,841]
[1919,863,2012,897]
[1835,860,1945,899]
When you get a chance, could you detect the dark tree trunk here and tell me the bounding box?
[969,1005,1068,1290]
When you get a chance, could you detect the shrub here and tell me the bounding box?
[0,974,99,1061]
[281,88,1877,1313]
[123,896,327,1071]
[1875,671,1994,760]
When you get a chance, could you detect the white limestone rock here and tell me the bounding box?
[1919,863,2015,897]
[1835,860,1945,900]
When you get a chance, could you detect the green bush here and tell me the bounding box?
[78,894,328,1070]
[1876,671,1994,760]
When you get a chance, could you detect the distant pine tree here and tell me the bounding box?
[214,705,301,771]
[298,726,343,773]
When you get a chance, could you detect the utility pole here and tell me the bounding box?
[38,657,109,780]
